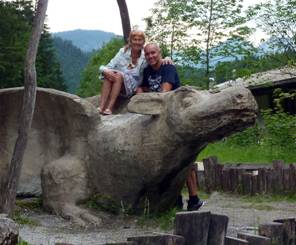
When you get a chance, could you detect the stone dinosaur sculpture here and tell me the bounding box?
[0,86,257,225]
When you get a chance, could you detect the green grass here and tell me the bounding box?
[137,208,178,231]
[198,142,296,164]
[13,211,39,226]
[18,239,31,245]
[13,198,42,226]
[16,198,42,211]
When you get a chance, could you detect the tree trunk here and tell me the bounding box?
[116,0,131,44]
[205,0,214,89]
[0,0,49,216]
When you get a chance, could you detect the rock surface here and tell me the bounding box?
[0,214,19,245]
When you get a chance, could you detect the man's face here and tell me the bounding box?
[144,44,161,67]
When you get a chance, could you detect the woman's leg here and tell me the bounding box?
[99,79,112,111]
[105,74,123,112]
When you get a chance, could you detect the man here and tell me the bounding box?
[137,43,204,211]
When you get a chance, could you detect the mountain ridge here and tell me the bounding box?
[52,29,119,52]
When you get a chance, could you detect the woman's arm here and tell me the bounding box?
[99,48,125,75]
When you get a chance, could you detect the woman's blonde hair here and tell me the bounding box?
[124,30,146,52]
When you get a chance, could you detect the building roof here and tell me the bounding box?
[213,66,296,91]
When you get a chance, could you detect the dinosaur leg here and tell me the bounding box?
[41,155,101,227]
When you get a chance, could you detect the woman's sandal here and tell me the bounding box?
[103,108,112,115]
[97,107,103,113]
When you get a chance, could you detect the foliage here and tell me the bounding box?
[199,91,296,163]
[78,38,124,97]
[144,0,191,61]
[176,65,207,88]
[248,0,296,53]
[0,0,66,90]
[53,37,91,93]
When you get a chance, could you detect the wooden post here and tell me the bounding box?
[259,222,284,245]
[257,168,267,194]
[237,233,271,245]
[250,175,258,196]
[214,162,224,190]
[272,160,284,193]
[289,164,296,193]
[241,173,252,194]
[207,214,229,245]
[282,167,290,192]
[128,233,185,245]
[222,169,231,192]
[203,156,219,192]
[225,236,248,245]
[175,211,211,245]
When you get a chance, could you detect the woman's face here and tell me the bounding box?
[130,35,145,51]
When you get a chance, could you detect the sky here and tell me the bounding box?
[47,0,156,34]
[46,0,267,43]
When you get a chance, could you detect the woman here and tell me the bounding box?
[98,30,146,115]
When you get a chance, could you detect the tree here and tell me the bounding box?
[248,0,296,55]
[0,0,66,90]
[116,0,131,43]
[0,0,48,216]
[144,0,191,61]
[145,0,253,89]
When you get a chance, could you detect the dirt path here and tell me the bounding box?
[19,192,296,244]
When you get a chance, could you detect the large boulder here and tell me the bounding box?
[0,86,257,223]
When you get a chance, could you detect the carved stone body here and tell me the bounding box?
[0,86,257,224]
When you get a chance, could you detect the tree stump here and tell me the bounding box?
[274,218,296,245]
[259,222,284,245]
[207,214,229,245]
[175,211,211,245]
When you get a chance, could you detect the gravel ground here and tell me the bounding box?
[19,192,296,245]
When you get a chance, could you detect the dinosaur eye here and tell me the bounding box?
[181,97,194,108]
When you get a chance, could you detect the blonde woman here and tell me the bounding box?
[98,30,147,115]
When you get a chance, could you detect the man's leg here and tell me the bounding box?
[186,164,204,211]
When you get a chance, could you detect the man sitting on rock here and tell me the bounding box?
[137,42,204,211]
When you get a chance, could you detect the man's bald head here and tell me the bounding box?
[144,43,162,69]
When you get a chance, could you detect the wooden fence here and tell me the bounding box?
[202,156,296,195]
